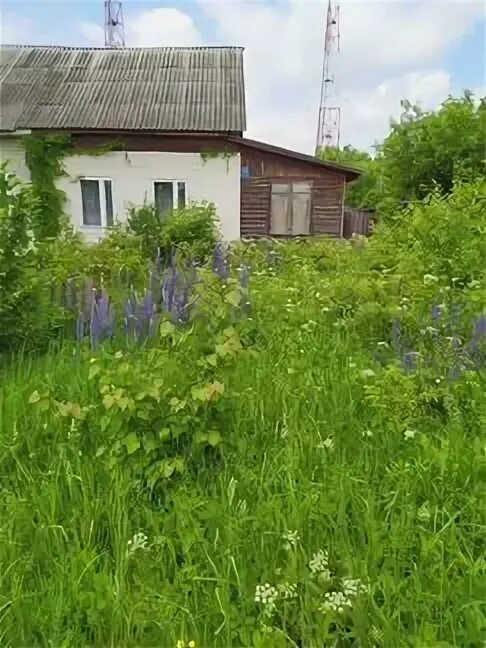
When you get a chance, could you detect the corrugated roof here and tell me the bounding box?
[0,45,246,133]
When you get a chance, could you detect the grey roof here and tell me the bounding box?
[0,45,246,133]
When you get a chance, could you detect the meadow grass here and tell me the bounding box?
[1,236,485,648]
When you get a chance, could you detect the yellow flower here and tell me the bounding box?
[188,643,196,648]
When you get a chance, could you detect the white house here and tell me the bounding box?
[0,45,361,241]
[0,45,245,242]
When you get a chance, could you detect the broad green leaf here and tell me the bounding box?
[28,390,41,404]
[159,321,175,337]
[89,364,101,380]
[159,428,171,441]
[195,431,208,444]
[207,430,222,447]
[123,432,140,455]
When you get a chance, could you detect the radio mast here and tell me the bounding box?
[104,0,125,48]
[316,0,341,154]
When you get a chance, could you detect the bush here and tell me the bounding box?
[0,166,65,353]
[128,202,219,264]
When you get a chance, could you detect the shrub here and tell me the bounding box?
[128,202,220,264]
[0,166,64,352]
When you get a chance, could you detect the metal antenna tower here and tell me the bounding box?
[104,0,125,48]
[316,0,341,154]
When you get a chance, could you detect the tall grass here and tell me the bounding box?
[1,184,486,646]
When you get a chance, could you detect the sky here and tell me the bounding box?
[1,0,485,155]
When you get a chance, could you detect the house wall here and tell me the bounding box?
[59,151,240,242]
[0,137,241,243]
[0,138,31,180]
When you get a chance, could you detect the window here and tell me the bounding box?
[270,182,311,236]
[80,178,114,227]
[154,181,186,216]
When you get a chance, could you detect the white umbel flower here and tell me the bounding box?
[282,529,300,550]
[309,549,329,575]
[127,531,148,554]
[319,590,352,613]
[342,577,368,597]
[255,583,278,607]
[278,582,298,600]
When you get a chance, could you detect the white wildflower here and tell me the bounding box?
[282,529,300,550]
[309,550,329,575]
[362,429,373,438]
[417,501,431,523]
[255,583,279,607]
[435,378,441,384]
[404,429,417,440]
[318,437,334,450]
[342,577,368,597]
[319,590,352,613]
[127,531,148,554]
[278,582,298,600]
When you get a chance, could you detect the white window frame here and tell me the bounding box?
[80,177,114,228]
[152,179,188,212]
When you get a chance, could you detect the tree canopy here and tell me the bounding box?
[317,92,486,214]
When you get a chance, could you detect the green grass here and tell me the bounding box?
[1,233,486,648]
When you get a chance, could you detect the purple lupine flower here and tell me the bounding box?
[391,319,401,352]
[401,351,420,373]
[76,310,85,343]
[123,295,136,336]
[172,286,190,323]
[212,242,229,279]
[471,314,486,349]
[431,303,442,322]
[90,288,115,350]
[161,266,178,312]
[239,263,251,288]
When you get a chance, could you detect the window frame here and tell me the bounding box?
[80,177,114,228]
[152,179,188,214]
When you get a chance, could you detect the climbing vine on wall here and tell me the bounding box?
[23,133,72,240]
[200,147,236,173]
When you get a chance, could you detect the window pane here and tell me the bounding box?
[80,179,101,226]
[177,182,186,209]
[154,182,173,216]
[104,180,114,226]
[271,183,291,194]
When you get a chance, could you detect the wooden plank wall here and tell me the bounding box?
[343,208,372,237]
[311,179,345,238]
[240,179,271,237]
[240,177,345,238]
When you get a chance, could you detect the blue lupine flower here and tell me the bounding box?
[471,314,486,349]
[76,310,85,343]
[123,295,136,336]
[90,288,115,350]
[161,266,177,312]
[401,351,420,373]
[431,303,441,322]
[212,242,229,279]
[239,263,251,288]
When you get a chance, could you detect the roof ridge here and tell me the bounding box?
[1,44,244,52]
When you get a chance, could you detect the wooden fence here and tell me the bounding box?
[343,207,373,238]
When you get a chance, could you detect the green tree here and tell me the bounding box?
[317,145,382,209]
[380,93,485,204]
